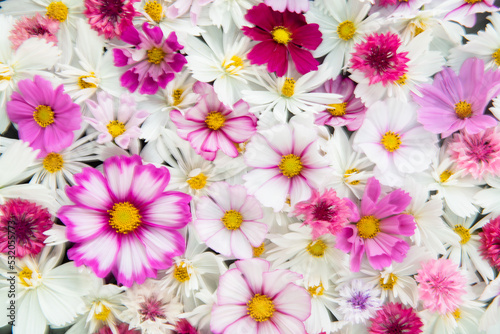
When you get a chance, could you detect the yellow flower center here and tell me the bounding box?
[221,210,243,230]
[222,55,244,75]
[94,304,111,321]
[379,273,398,290]
[172,89,183,106]
[19,267,35,287]
[187,173,207,190]
[327,102,347,116]
[279,154,303,178]
[33,105,54,127]
[108,202,142,234]
[440,170,453,183]
[344,168,360,185]
[454,225,471,244]
[147,47,165,64]
[306,239,327,257]
[107,120,126,138]
[454,100,472,119]
[308,283,325,297]
[492,49,500,67]
[465,0,482,3]
[43,153,64,173]
[46,1,68,22]
[247,294,275,322]
[396,74,407,85]
[253,243,265,257]
[281,78,295,97]
[173,261,191,282]
[337,20,356,41]
[78,73,97,89]
[205,111,225,130]
[452,308,461,319]
[271,27,292,45]
[381,131,401,152]
[414,26,425,37]
[357,215,380,239]
[144,0,163,23]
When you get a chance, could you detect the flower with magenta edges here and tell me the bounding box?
[84,0,139,39]
[242,3,322,77]
[336,177,416,272]
[6,75,82,156]
[479,216,500,271]
[58,155,192,287]
[0,198,53,258]
[113,22,186,95]
[368,302,423,334]
[9,13,60,50]
[211,258,311,334]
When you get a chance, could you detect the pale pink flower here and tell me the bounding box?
[9,13,59,50]
[167,0,215,25]
[264,0,309,13]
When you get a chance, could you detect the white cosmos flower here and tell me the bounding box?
[208,0,259,31]
[479,274,500,332]
[303,280,339,334]
[180,289,216,334]
[474,177,500,216]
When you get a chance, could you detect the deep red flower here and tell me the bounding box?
[479,216,500,271]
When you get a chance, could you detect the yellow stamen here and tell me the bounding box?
[337,20,356,41]
[454,225,471,244]
[144,0,163,23]
[94,304,111,321]
[33,105,55,127]
[271,27,292,45]
[108,202,142,234]
[205,111,225,130]
[452,308,461,319]
[221,210,243,230]
[381,131,401,152]
[357,215,380,239]
[327,102,347,116]
[252,243,265,257]
[281,78,295,97]
[43,153,64,173]
[187,173,207,190]
[307,283,325,297]
[247,294,275,322]
[279,154,303,178]
[492,49,500,67]
[46,1,68,22]
[147,47,165,64]
[440,170,453,183]
[107,120,126,138]
[78,73,97,89]
[465,0,482,3]
[454,100,472,119]
[379,273,398,290]
[344,168,360,185]
[396,74,407,85]
[173,261,191,282]
[306,239,327,257]
[222,55,244,75]
[172,89,183,106]
[19,267,35,287]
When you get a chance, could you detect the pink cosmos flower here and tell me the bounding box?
[336,177,415,272]
[368,303,423,334]
[415,258,467,314]
[447,127,500,179]
[350,32,409,86]
[211,258,311,334]
[166,0,214,25]
[413,58,500,138]
[113,22,186,95]
[84,0,139,39]
[242,3,322,77]
[0,198,53,258]
[243,123,331,211]
[170,82,257,161]
[264,0,309,13]
[9,13,59,50]
[58,155,192,287]
[84,92,149,149]
[479,216,500,271]
[293,188,351,239]
[445,0,497,28]
[194,182,268,259]
[314,75,367,131]
[6,76,82,156]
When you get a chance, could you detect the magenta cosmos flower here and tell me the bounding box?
[0,198,53,258]
[58,155,192,287]
[415,258,467,314]
[170,82,257,161]
[113,22,186,95]
[336,177,415,272]
[368,303,423,334]
[211,258,311,334]
[314,75,367,131]
[479,216,500,271]
[84,0,139,39]
[242,3,322,77]
[9,13,59,50]
[413,58,499,138]
[194,182,268,259]
[350,32,409,86]
[6,76,81,156]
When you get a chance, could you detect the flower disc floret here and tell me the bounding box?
[173,262,191,282]
[306,239,327,257]
[46,1,68,22]
[221,209,243,230]
[108,202,142,234]
[281,78,295,97]
[107,120,126,138]
[33,105,54,127]
[381,131,401,152]
[43,153,64,173]
[279,154,303,178]
[454,100,473,119]
[147,47,166,64]
[337,21,356,41]
[144,0,163,22]
[247,294,275,322]
[205,111,226,130]
[187,173,207,190]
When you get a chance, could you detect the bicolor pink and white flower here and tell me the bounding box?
[113,22,186,95]
[6,75,82,156]
[84,0,139,39]
[336,177,415,272]
[194,182,268,259]
[58,155,192,287]
[264,0,309,13]
[211,258,311,334]
[170,81,257,161]
[9,13,60,50]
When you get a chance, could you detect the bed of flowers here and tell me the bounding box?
[2,0,500,333]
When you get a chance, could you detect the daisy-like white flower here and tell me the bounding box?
[211,258,311,334]
[113,22,186,95]
[303,280,339,334]
[474,177,500,216]
[336,279,382,324]
[369,302,424,334]
[9,13,60,50]
[180,289,216,333]
[415,258,467,315]
[336,177,415,272]
[85,92,148,149]
[84,0,139,39]
[58,155,192,287]
[208,0,259,31]
[479,274,500,332]
[244,122,331,211]
[119,278,183,333]
[194,182,268,259]
[479,216,500,271]
[7,75,82,156]
[0,198,53,258]
[0,245,92,334]
[306,0,381,76]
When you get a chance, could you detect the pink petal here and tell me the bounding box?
[115,234,157,287]
[142,192,191,229]
[272,284,311,320]
[130,163,170,205]
[58,206,108,242]
[67,167,112,210]
[211,305,251,334]
[103,155,142,201]
[137,225,184,268]
[262,270,303,299]
[205,227,232,256]
[271,312,307,334]
[217,268,253,305]
[230,229,253,259]
[235,258,270,295]
[224,315,258,334]
[239,221,268,247]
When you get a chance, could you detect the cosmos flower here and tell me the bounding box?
[368,302,423,334]
[264,0,309,13]
[9,13,59,50]
[84,0,139,39]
